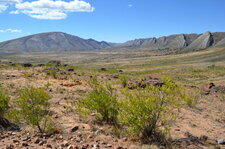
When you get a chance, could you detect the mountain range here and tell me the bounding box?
[0,31,225,54]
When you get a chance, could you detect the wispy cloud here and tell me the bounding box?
[0,28,22,33]
[128,4,133,8]
[0,0,22,12]
[10,0,95,20]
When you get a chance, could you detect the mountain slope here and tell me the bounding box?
[1,31,225,54]
[119,32,225,51]
[0,32,112,54]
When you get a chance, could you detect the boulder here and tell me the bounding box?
[128,77,163,89]
[22,63,33,67]
[47,60,61,67]
[100,68,106,71]
[67,68,74,72]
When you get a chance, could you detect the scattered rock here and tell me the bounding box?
[61,141,70,147]
[203,83,225,95]
[58,135,63,139]
[48,60,61,67]
[173,132,206,148]
[67,68,74,72]
[21,142,29,147]
[100,68,106,71]
[39,140,47,145]
[203,83,215,90]
[67,145,74,149]
[13,139,19,143]
[46,144,52,148]
[22,63,33,67]
[128,77,163,89]
[112,74,119,79]
[199,135,208,142]
[0,116,11,128]
[75,137,82,143]
[71,126,79,133]
[34,138,41,144]
[11,132,16,135]
[217,139,225,145]
[117,147,125,149]
[0,116,19,131]
[43,67,61,73]
[6,144,14,149]
[36,64,45,67]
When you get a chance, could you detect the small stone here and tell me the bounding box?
[13,139,19,143]
[67,68,74,72]
[100,68,106,71]
[46,144,52,148]
[81,144,89,149]
[71,126,79,133]
[67,145,74,149]
[61,141,69,147]
[75,137,81,143]
[218,139,225,145]
[22,142,29,147]
[39,140,46,146]
[122,138,128,142]
[34,138,41,144]
[11,132,16,135]
[200,135,208,141]
[6,144,14,149]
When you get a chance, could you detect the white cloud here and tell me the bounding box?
[0,4,7,12]
[11,0,95,20]
[0,28,22,33]
[0,0,21,12]
[128,4,133,8]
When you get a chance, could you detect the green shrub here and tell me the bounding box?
[78,77,118,124]
[0,89,10,116]
[14,87,52,133]
[181,88,199,108]
[23,72,34,78]
[45,69,57,79]
[119,75,128,88]
[119,77,184,140]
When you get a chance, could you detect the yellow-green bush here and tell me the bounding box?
[119,77,185,140]
[12,87,52,133]
[0,89,10,116]
[78,77,118,124]
[119,75,128,88]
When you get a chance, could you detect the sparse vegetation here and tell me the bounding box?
[119,77,185,141]
[12,87,53,134]
[23,71,34,78]
[45,69,58,79]
[119,75,128,88]
[78,77,119,124]
[0,47,224,148]
[0,89,10,117]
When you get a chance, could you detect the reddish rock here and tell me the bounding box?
[203,83,215,90]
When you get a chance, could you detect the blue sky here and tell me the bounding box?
[0,0,225,43]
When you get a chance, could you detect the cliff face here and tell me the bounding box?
[120,32,225,51]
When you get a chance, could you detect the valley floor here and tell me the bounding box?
[0,47,225,149]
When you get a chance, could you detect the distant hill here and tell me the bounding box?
[0,32,112,54]
[0,31,225,54]
[119,31,225,52]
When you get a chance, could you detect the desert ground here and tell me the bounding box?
[0,47,225,149]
